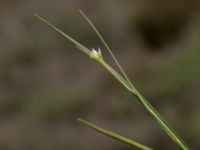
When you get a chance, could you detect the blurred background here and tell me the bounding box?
[0,0,200,149]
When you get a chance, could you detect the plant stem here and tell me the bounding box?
[100,60,189,150]
[132,90,189,150]
[78,11,189,150]
[79,10,135,90]
[34,13,189,150]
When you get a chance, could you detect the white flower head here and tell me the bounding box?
[90,48,103,62]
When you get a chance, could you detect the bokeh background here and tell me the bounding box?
[0,0,200,149]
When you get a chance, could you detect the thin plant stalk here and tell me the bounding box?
[34,15,151,150]
[77,11,189,150]
[34,13,189,150]
[78,10,135,90]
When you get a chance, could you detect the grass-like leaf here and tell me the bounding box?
[78,11,189,150]
[34,12,189,150]
[34,14,90,56]
[79,10,135,90]
[77,118,153,150]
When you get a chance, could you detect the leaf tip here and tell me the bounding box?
[77,118,85,123]
[78,9,83,14]
[34,13,39,18]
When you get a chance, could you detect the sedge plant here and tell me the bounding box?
[34,10,189,150]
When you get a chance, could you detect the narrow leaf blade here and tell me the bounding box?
[77,118,153,150]
[34,13,91,56]
[79,10,135,90]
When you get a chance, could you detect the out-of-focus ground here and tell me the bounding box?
[0,0,200,149]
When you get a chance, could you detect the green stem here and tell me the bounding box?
[100,60,189,150]
[79,10,135,90]
[34,13,189,150]
[78,11,189,150]
[133,90,189,150]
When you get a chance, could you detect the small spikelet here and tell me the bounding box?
[90,48,103,62]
